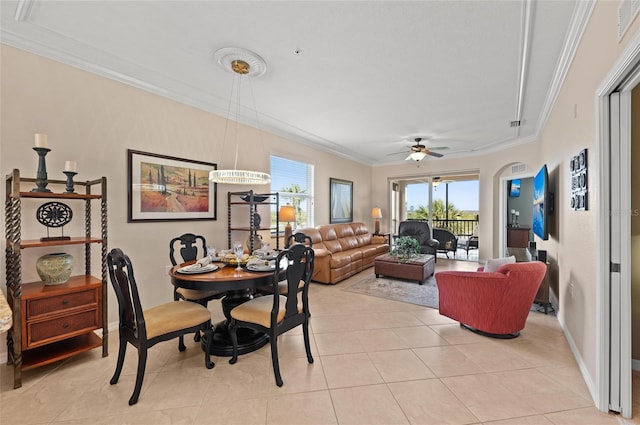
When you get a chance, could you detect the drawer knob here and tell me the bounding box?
[62,299,69,305]
[62,323,69,329]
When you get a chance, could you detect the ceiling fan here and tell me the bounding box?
[405,138,445,161]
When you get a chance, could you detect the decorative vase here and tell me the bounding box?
[246,233,264,251]
[36,252,73,285]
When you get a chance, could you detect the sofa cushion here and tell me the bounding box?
[360,245,378,258]
[330,252,352,268]
[340,235,359,251]
[484,256,516,273]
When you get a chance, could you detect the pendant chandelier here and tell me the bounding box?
[209,47,271,185]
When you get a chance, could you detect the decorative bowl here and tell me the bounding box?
[221,254,252,266]
[241,194,269,203]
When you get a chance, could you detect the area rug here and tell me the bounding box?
[343,274,439,309]
[344,273,555,315]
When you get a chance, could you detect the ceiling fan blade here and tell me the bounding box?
[386,150,409,156]
[426,151,444,158]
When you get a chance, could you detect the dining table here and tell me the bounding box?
[170,261,277,356]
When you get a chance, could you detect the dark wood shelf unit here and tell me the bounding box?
[227,190,280,252]
[22,333,103,370]
[5,169,108,389]
[21,237,103,249]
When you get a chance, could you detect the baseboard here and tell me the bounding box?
[557,314,598,405]
[0,337,6,364]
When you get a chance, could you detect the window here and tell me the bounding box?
[405,176,479,236]
[270,156,314,231]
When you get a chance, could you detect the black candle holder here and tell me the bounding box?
[31,147,52,193]
[63,171,77,194]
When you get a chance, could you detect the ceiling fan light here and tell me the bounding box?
[408,151,427,161]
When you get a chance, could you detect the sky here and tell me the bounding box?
[270,156,309,193]
[406,180,480,211]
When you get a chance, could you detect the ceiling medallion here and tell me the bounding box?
[213,47,267,77]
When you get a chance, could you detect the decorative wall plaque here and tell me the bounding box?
[36,201,73,241]
[570,149,588,211]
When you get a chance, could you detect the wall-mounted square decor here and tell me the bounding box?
[330,178,353,223]
[570,148,587,211]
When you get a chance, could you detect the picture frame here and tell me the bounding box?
[509,179,521,197]
[127,149,217,222]
[330,178,353,223]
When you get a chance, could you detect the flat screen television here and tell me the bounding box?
[509,179,521,197]
[532,165,549,240]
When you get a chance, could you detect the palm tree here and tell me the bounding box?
[280,183,306,226]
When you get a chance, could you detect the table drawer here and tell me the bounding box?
[27,289,98,319]
[26,309,99,348]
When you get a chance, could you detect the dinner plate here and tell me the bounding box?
[246,263,276,272]
[177,264,219,274]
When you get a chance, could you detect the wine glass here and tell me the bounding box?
[233,241,244,271]
[206,245,216,261]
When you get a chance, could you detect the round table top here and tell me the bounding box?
[169,262,275,291]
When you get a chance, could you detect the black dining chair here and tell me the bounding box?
[257,232,313,296]
[170,233,223,345]
[285,232,313,249]
[108,248,214,405]
[228,244,314,387]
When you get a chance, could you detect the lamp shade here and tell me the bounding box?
[409,151,427,161]
[279,205,296,222]
[371,207,382,219]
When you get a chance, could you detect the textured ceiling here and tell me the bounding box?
[1,1,585,165]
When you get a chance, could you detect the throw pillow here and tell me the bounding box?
[483,255,516,272]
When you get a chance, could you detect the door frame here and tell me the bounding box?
[498,171,535,258]
[596,31,640,417]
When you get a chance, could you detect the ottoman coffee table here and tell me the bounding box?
[374,253,435,284]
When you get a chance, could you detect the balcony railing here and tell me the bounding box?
[432,219,479,237]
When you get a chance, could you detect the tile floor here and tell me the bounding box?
[1,259,637,424]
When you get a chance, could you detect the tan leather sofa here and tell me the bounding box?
[294,222,390,284]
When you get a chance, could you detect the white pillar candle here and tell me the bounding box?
[64,161,77,172]
[515,211,520,216]
[510,209,515,214]
[34,133,48,148]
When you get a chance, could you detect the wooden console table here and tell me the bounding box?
[507,226,531,248]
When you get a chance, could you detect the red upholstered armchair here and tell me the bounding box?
[435,261,547,338]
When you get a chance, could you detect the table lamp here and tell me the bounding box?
[371,207,382,235]
[279,205,296,245]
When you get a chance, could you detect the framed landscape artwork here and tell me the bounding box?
[330,178,353,223]
[127,149,217,222]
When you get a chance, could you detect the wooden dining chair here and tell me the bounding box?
[228,244,314,386]
[170,233,223,345]
[108,248,214,405]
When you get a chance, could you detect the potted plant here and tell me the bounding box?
[391,236,420,262]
